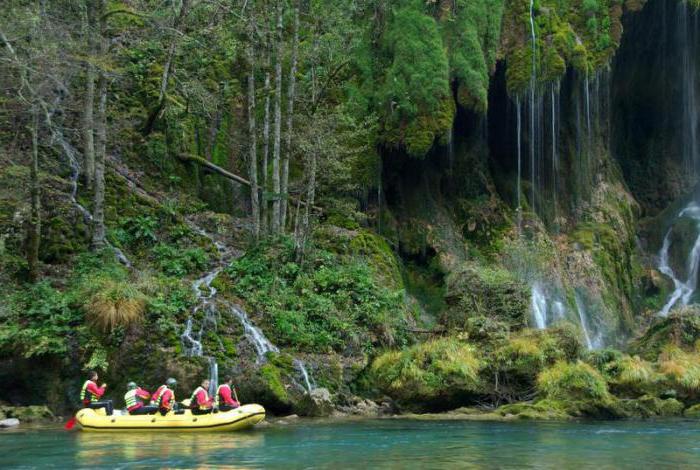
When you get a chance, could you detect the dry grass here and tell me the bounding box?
[658,345,700,392]
[84,279,147,332]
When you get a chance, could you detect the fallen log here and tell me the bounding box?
[177,153,321,212]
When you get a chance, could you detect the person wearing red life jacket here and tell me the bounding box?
[123,382,158,415]
[215,376,240,411]
[151,377,178,416]
[189,379,215,415]
[80,370,113,416]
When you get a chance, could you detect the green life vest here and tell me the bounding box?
[215,384,225,407]
[124,389,141,409]
[80,380,99,403]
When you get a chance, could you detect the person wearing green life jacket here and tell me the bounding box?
[124,382,158,415]
[190,379,214,415]
[215,376,240,411]
[80,370,113,416]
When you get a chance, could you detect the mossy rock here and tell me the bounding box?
[237,363,293,415]
[0,405,54,422]
[495,400,571,421]
[630,307,700,360]
[349,230,404,290]
[488,327,584,400]
[618,396,684,418]
[369,337,483,411]
[684,403,700,418]
[442,263,529,337]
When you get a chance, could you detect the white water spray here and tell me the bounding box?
[658,202,700,316]
[574,293,594,350]
[531,283,548,329]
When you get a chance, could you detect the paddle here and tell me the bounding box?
[64,416,77,430]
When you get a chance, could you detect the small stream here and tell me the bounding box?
[181,222,314,394]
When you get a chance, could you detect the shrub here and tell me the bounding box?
[153,243,208,277]
[537,361,610,402]
[370,338,482,407]
[604,355,659,398]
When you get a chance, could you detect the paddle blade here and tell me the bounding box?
[64,416,77,430]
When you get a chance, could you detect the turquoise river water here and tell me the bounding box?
[2,418,700,468]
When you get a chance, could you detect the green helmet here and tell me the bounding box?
[127,381,137,390]
[166,377,177,387]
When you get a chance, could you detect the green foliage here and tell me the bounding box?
[370,337,482,407]
[121,215,159,246]
[537,360,610,402]
[224,236,408,353]
[152,243,209,277]
[0,282,79,358]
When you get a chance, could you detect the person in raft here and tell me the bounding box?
[151,377,178,416]
[215,376,240,411]
[124,382,158,415]
[80,370,113,416]
[189,379,215,415]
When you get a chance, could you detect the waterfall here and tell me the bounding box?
[551,83,560,228]
[531,283,548,329]
[229,304,279,360]
[516,96,522,226]
[574,293,594,350]
[294,359,314,392]
[208,358,218,397]
[658,202,700,316]
[678,2,699,176]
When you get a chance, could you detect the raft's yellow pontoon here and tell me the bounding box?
[76,404,265,432]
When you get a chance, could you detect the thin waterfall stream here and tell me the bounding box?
[658,203,700,316]
[181,222,315,394]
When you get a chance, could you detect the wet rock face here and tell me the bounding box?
[294,388,335,418]
[0,405,54,423]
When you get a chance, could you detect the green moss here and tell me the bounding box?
[495,400,570,420]
[685,403,700,418]
[370,337,483,410]
[442,263,529,337]
[260,363,290,405]
[349,230,403,290]
[631,307,700,360]
[538,360,610,402]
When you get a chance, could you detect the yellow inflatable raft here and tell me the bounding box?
[76,404,265,432]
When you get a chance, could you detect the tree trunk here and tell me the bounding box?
[27,109,41,282]
[142,0,189,135]
[92,73,107,248]
[297,145,317,261]
[92,0,108,249]
[281,4,299,231]
[82,0,96,190]
[247,15,260,240]
[271,0,283,234]
[261,31,272,234]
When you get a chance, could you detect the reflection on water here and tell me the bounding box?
[73,430,265,467]
[2,419,700,468]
